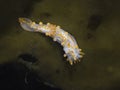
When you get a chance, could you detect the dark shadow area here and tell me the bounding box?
[18,53,38,63]
[0,62,62,90]
[85,14,103,40]
[86,32,94,39]
[0,62,28,90]
[87,14,103,31]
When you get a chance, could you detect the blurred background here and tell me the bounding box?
[0,0,120,90]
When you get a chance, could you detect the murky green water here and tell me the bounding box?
[0,0,120,90]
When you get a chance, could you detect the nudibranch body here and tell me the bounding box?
[19,18,84,65]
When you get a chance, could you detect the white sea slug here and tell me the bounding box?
[18,18,84,65]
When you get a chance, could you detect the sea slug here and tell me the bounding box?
[18,18,84,65]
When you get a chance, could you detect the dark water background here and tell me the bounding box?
[0,0,120,90]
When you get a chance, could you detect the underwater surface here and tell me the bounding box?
[0,0,120,90]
